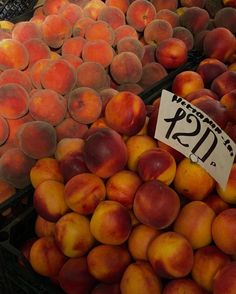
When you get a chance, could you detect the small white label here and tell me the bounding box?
[155,90,236,190]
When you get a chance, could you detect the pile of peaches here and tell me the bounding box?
[0,0,235,293]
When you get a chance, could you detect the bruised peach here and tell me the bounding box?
[29,236,66,277]
[87,244,131,283]
[143,19,173,45]
[133,180,180,229]
[58,257,97,294]
[163,278,205,294]
[148,231,194,278]
[61,36,86,57]
[174,201,216,249]
[84,127,127,178]
[0,68,32,92]
[55,212,95,257]
[35,215,56,238]
[55,117,88,141]
[90,200,132,245]
[98,6,125,29]
[105,91,146,136]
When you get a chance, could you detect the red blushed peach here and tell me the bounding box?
[196,58,228,88]
[68,87,102,124]
[83,127,127,179]
[137,148,176,185]
[214,7,236,34]
[30,157,64,189]
[84,20,115,45]
[106,170,142,208]
[105,91,146,136]
[143,19,173,45]
[41,59,76,95]
[33,180,69,222]
[126,0,156,32]
[72,17,95,38]
[141,44,157,66]
[0,115,9,145]
[120,261,162,294]
[171,70,204,98]
[203,27,236,62]
[155,37,188,69]
[114,24,138,45]
[0,39,29,70]
[0,83,29,119]
[90,200,132,245]
[105,0,129,13]
[42,0,69,15]
[150,0,178,11]
[156,9,180,28]
[98,6,125,29]
[12,21,42,43]
[173,26,194,51]
[91,283,121,294]
[173,201,216,249]
[185,88,219,101]
[213,262,236,294]
[59,3,84,26]
[163,278,205,294]
[16,120,57,159]
[0,68,32,92]
[211,70,236,97]
[204,193,230,215]
[63,54,83,70]
[29,58,52,89]
[87,244,131,283]
[0,147,35,189]
[148,231,194,278]
[157,141,185,163]
[35,215,56,238]
[220,90,236,123]
[29,236,66,277]
[212,208,236,255]
[61,36,86,58]
[64,173,106,215]
[55,137,85,161]
[55,212,95,257]
[116,37,145,60]
[191,245,231,292]
[41,14,72,49]
[128,224,160,261]
[99,88,118,116]
[58,257,97,294]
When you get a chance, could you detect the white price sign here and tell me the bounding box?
[155,90,236,190]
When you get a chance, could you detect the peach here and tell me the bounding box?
[12,21,42,43]
[58,257,97,294]
[83,0,106,20]
[98,6,125,29]
[84,20,115,45]
[204,193,230,215]
[35,215,56,237]
[99,88,118,115]
[172,70,204,98]
[150,0,178,11]
[173,26,194,51]
[58,3,84,26]
[117,83,144,95]
[91,283,121,294]
[156,9,179,29]
[139,61,167,89]
[194,29,209,52]
[61,36,86,57]
[55,137,85,161]
[29,89,66,126]
[105,91,146,136]
[220,90,236,123]
[180,0,206,7]
[156,37,188,69]
[163,278,205,294]
[72,17,95,37]
[41,58,76,95]
[114,24,138,45]
[0,115,9,145]
[126,0,156,32]
[214,7,236,34]
[148,231,194,278]
[126,134,157,171]
[30,157,64,188]
[68,87,102,124]
[213,262,236,294]
[174,201,216,249]
[87,244,131,283]
[133,180,180,229]
[55,117,88,141]
[64,173,105,215]
[128,224,160,261]
[0,39,29,70]
[0,83,29,120]
[0,20,14,33]
[0,69,32,92]
[33,180,69,222]
[29,236,66,277]
[42,0,69,15]
[223,0,236,7]
[55,211,95,257]
[185,88,219,101]
[0,147,35,189]
[203,27,236,62]
[110,52,142,84]
[29,58,52,89]
[120,261,162,294]
[216,163,236,202]
[63,54,83,69]
[141,44,157,66]
[105,0,129,13]
[137,148,176,185]
[106,170,142,208]
[116,37,144,60]
[143,19,173,45]
[211,70,236,97]
[76,61,109,90]
[41,14,72,49]
[19,238,37,267]
[157,140,185,162]
[196,58,228,87]
[90,200,132,245]
[191,245,231,292]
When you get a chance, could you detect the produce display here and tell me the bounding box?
[0,0,236,293]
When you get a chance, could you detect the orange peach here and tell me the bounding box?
[87,244,131,283]
[35,215,56,237]
[63,54,83,70]
[55,212,95,257]
[29,236,66,277]
[61,36,86,57]
[99,88,118,115]
[105,0,129,13]
[213,262,236,294]
[84,20,115,45]
[12,21,42,43]
[98,6,125,29]
[163,278,205,294]
[148,231,194,278]
[204,193,230,215]
[29,58,52,89]
[90,200,132,245]
[120,261,162,294]
[114,24,138,45]
[42,0,69,15]
[0,68,32,92]
[58,3,84,26]
[174,201,216,249]
[143,19,173,45]
[55,117,88,141]
[72,16,95,37]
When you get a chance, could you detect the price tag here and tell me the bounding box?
[154,89,236,190]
